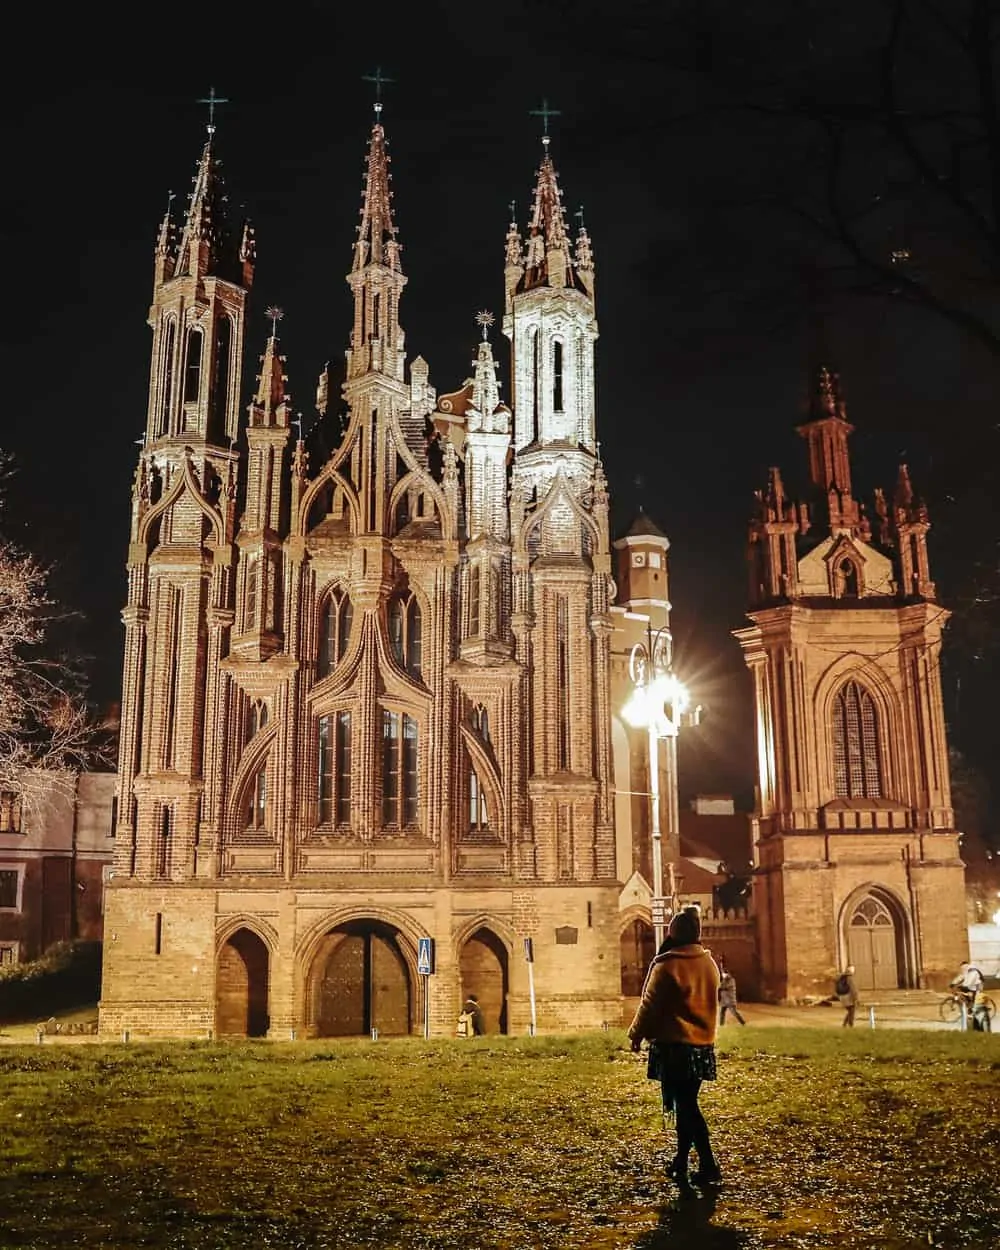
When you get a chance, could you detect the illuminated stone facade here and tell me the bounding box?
[735,369,968,1001]
[100,115,631,1038]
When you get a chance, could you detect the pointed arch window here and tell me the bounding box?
[382,710,419,828]
[247,699,269,739]
[158,319,176,436]
[317,710,352,826]
[210,314,232,442]
[553,340,564,412]
[184,327,203,406]
[832,681,883,798]
[318,588,354,677]
[245,765,268,829]
[838,558,860,598]
[468,564,481,637]
[388,591,422,679]
[532,328,541,440]
[244,556,259,631]
[471,703,490,744]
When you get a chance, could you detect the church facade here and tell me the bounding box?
[99,109,639,1039]
[735,370,968,1001]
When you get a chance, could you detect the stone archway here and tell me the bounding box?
[310,919,413,1037]
[845,889,909,991]
[620,916,655,998]
[459,927,509,1034]
[216,928,270,1037]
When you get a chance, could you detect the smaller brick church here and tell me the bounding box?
[735,368,967,1001]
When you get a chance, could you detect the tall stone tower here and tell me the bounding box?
[734,367,967,1001]
[100,107,623,1039]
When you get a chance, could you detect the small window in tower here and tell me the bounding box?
[184,328,203,405]
[159,320,176,436]
[632,552,647,568]
[469,764,489,830]
[832,680,883,799]
[839,559,860,598]
[649,552,662,569]
[553,340,564,412]
[245,556,259,630]
[245,765,268,830]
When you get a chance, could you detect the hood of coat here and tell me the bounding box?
[652,943,708,966]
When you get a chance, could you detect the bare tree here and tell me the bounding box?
[0,456,112,815]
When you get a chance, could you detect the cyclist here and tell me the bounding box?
[950,962,984,1016]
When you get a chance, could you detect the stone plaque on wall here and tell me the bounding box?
[555,926,578,945]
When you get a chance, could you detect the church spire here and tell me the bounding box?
[797,365,855,502]
[346,96,406,383]
[521,144,574,291]
[248,307,291,429]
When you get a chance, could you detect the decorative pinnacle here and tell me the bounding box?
[475,310,495,340]
[265,305,284,337]
[362,67,394,118]
[574,205,585,229]
[508,199,517,222]
[530,98,561,147]
[197,86,229,136]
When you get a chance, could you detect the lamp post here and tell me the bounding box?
[622,626,699,949]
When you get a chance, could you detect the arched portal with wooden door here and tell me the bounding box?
[620,912,655,998]
[308,918,414,1037]
[843,887,911,991]
[216,926,271,1037]
[458,926,509,1034]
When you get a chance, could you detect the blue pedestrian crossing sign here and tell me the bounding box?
[417,937,435,976]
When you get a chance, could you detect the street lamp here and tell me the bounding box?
[622,626,700,949]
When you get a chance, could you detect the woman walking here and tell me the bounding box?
[628,908,722,1188]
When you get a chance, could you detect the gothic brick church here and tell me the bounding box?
[99,104,967,1037]
[736,369,967,1001]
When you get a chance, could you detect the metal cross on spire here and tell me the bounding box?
[197,86,229,136]
[265,305,284,337]
[362,67,394,118]
[530,98,561,147]
[475,310,495,340]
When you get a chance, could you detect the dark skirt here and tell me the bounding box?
[646,1042,717,1111]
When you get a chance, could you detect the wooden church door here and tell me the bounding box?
[847,894,899,990]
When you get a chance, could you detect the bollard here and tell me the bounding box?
[528,1022,536,1037]
[36,1027,44,1045]
[121,1029,130,1044]
[602,1020,609,1032]
[370,1027,379,1041]
[868,1005,876,1030]
[290,1028,297,1042]
[960,1001,968,1032]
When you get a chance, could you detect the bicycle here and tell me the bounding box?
[939,991,996,1024]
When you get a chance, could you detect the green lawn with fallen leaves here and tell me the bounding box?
[0,1028,997,1249]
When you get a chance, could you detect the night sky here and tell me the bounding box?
[4,2,998,810]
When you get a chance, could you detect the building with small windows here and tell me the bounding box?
[735,368,967,1001]
[0,772,115,966]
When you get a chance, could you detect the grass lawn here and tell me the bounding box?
[0,1028,998,1249]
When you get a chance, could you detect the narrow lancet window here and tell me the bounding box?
[318,588,353,677]
[832,681,883,798]
[553,340,564,412]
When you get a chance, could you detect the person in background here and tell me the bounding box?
[951,962,984,1014]
[836,965,859,1027]
[628,908,722,1189]
[717,959,746,1026]
[458,993,485,1036]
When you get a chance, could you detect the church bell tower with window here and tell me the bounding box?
[734,367,967,1001]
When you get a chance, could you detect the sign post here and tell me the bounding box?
[417,937,435,1040]
[524,937,537,1037]
[650,896,667,934]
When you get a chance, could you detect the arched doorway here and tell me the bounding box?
[846,891,906,990]
[621,917,655,997]
[459,927,509,1034]
[216,928,270,1037]
[311,920,412,1037]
